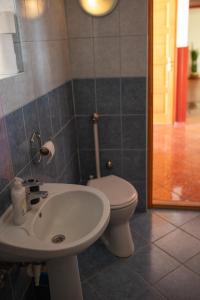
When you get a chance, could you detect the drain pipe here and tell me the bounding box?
[92,113,101,178]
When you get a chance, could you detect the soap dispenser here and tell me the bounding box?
[11,177,27,225]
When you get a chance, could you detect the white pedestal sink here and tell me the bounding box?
[0,184,110,300]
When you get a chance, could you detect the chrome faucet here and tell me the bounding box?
[23,179,48,211]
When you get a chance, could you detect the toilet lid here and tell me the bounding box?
[87,175,138,209]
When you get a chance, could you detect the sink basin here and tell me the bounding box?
[0,183,110,261]
[33,189,109,255]
[0,183,110,300]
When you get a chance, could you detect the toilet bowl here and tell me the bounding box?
[87,175,138,258]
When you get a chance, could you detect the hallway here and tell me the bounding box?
[187,78,200,120]
[153,122,200,206]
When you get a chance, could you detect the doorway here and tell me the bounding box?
[148,0,200,209]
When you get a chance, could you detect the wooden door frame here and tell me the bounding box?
[147,0,200,210]
[147,0,153,209]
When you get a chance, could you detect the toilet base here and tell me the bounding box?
[102,222,134,258]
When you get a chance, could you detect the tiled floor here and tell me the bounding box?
[28,210,200,300]
[153,122,200,206]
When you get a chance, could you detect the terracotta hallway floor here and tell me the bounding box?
[153,122,200,207]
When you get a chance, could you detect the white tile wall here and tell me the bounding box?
[94,37,120,77]
[65,0,148,79]
[119,0,147,36]
[0,0,71,116]
[66,0,93,38]
[93,5,120,37]
[121,36,147,77]
[70,38,94,78]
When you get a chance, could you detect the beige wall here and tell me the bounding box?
[188,8,200,73]
[0,0,71,116]
[65,0,147,79]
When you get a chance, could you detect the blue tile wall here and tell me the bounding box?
[122,78,146,114]
[0,109,13,197]
[48,89,62,135]
[5,108,30,175]
[99,116,122,149]
[37,95,52,143]
[74,79,96,114]
[0,264,31,300]
[96,78,121,114]
[0,76,147,300]
[79,150,96,182]
[23,101,40,141]
[122,150,146,181]
[122,115,146,149]
[59,83,74,127]
[100,150,122,177]
[0,81,80,217]
[73,77,147,212]
[76,116,94,150]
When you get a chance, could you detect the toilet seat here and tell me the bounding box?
[87,175,138,210]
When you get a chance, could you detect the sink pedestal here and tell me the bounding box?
[47,256,83,300]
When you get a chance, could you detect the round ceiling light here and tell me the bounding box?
[79,0,119,17]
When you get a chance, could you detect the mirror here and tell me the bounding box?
[79,0,118,17]
[0,0,23,78]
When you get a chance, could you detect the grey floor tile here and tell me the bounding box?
[78,240,117,281]
[131,212,176,242]
[134,286,167,300]
[123,245,179,284]
[155,229,200,262]
[185,252,200,275]
[130,229,150,253]
[181,216,200,240]
[156,266,200,300]
[89,261,150,300]
[154,209,200,227]
[82,283,101,300]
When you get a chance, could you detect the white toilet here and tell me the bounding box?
[87,175,138,258]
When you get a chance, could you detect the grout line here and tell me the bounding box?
[69,33,147,40]
[153,210,200,228]
[153,209,200,230]
[151,227,178,244]
[151,287,170,300]
[177,226,200,242]
[80,259,118,284]
[92,14,98,113]
[91,16,97,112]
[52,116,74,139]
[78,147,146,152]
[75,113,146,117]
[154,241,194,265]
[65,0,82,183]
[152,265,182,289]
[71,80,82,182]
[57,152,78,181]
[182,261,200,278]
[178,214,200,227]
[118,4,123,177]
[86,281,103,300]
